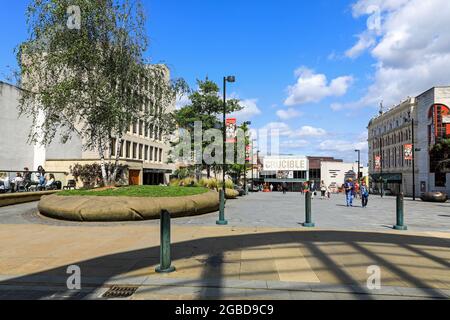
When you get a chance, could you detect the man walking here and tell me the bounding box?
[344,178,355,207]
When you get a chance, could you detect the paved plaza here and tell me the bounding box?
[0,193,450,300]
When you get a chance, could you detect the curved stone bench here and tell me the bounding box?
[38,191,220,222]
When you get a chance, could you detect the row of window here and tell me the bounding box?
[372,128,412,149]
[111,139,164,163]
[130,121,164,142]
[371,110,412,137]
[372,146,412,170]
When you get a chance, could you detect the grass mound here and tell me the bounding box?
[59,185,209,198]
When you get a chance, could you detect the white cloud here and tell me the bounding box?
[261,122,327,138]
[176,94,191,110]
[342,0,450,109]
[319,140,368,152]
[284,67,354,106]
[293,126,327,137]
[276,108,303,120]
[280,140,310,149]
[229,98,262,121]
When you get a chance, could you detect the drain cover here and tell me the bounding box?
[102,286,139,298]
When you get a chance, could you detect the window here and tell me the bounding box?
[145,146,149,161]
[119,140,124,158]
[159,149,163,163]
[149,125,153,139]
[133,121,138,134]
[150,147,154,161]
[133,143,137,159]
[293,171,306,179]
[139,120,144,136]
[145,122,149,137]
[435,172,447,187]
[139,144,143,160]
[309,169,321,180]
[126,141,131,158]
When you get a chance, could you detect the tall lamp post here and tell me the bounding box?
[251,139,257,192]
[222,76,235,188]
[217,76,235,226]
[404,116,420,201]
[355,149,361,182]
[242,121,252,195]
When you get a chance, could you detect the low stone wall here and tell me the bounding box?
[0,191,60,208]
[38,191,220,222]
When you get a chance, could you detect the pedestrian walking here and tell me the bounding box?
[270,184,274,192]
[344,178,355,207]
[282,182,288,194]
[320,181,327,200]
[360,181,369,208]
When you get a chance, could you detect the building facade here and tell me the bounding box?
[368,87,450,197]
[0,66,176,186]
[260,155,309,191]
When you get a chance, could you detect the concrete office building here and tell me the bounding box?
[368,86,450,197]
[0,81,41,171]
[0,65,176,186]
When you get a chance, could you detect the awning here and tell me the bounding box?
[370,173,403,183]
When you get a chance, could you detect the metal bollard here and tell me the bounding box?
[303,191,315,228]
[394,193,408,230]
[216,189,228,225]
[155,210,176,273]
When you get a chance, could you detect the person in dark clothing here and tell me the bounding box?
[282,182,288,194]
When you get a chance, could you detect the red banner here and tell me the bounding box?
[404,144,413,160]
[375,156,381,170]
[226,118,237,143]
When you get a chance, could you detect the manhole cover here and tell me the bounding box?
[102,286,139,298]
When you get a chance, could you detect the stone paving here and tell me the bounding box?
[0,192,449,300]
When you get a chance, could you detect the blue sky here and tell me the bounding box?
[2,1,450,164]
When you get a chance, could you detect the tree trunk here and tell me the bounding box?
[207,165,211,179]
[98,142,108,187]
[111,137,124,185]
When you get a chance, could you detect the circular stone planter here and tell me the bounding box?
[38,191,220,222]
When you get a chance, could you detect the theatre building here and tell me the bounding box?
[260,156,309,192]
[368,86,450,197]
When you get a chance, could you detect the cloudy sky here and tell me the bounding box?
[2,0,450,163]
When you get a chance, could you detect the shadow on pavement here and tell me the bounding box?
[2,230,450,300]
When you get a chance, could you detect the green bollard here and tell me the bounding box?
[156,210,176,273]
[303,191,315,228]
[394,193,408,230]
[216,189,228,225]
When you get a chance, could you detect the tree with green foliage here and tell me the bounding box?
[431,138,450,173]
[16,0,187,186]
[172,78,242,178]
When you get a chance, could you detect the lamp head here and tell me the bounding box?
[226,76,236,83]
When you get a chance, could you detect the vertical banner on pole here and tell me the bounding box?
[375,156,381,170]
[404,144,413,160]
[226,118,237,143]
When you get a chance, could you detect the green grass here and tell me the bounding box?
[58,185,209,198]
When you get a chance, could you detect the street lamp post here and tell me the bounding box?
[355,149,361,182]
[243,121,251,196]
[217,75,235,226]
[411,118,416,201]
[251,139,256,192]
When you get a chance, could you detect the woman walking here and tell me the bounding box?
[361,181,369,208]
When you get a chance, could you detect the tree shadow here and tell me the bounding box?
[2,230,450,300]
